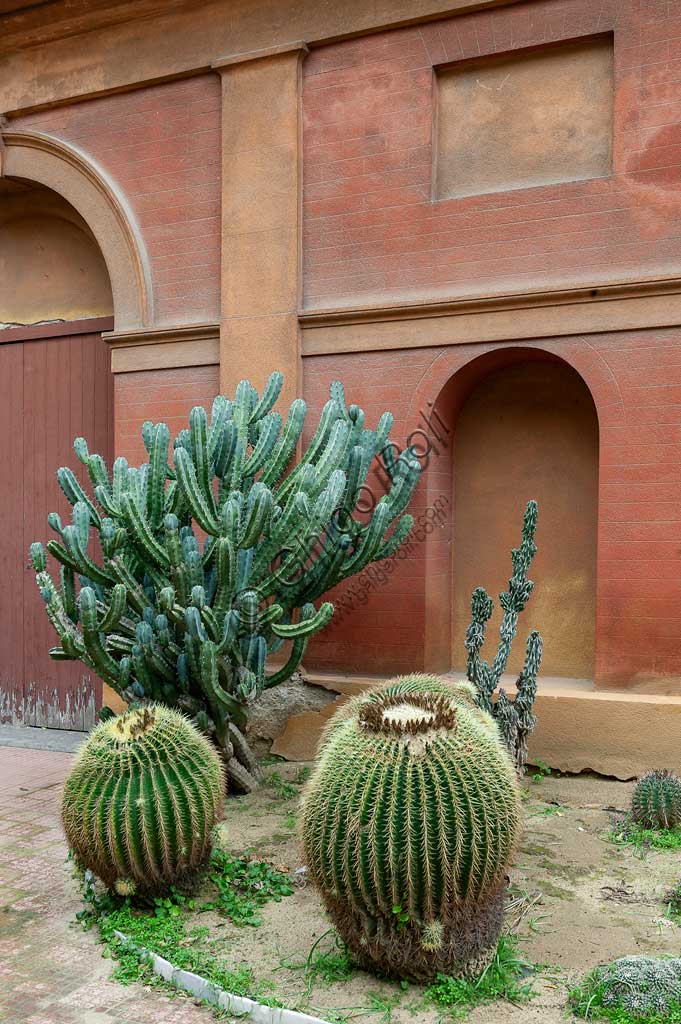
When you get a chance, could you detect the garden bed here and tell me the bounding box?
[91,762,681,1024]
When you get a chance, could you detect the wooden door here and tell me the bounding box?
[0,321,113,730]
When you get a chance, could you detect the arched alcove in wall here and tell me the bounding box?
[449,353,599,680]
[0,180,113,325]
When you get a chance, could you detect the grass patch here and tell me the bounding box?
[75,846,294,1006]
[199,847,293,926]
[282,929,355,989]
[424,936,537,1020]
[607,818,681,856]
[264,766,312,801]
[569,968,681,1024]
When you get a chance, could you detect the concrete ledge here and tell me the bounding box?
[273,673,681,780]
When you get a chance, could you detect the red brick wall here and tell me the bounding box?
[14,75,221,326]
[303,326,681,696]
[114,365,219,464]
[303,0,681,309]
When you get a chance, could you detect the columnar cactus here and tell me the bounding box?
[465,500,542,773]
[631,770,681,830]
[301,675,522,981]
[30,373,421,790]
[62,705,224,892]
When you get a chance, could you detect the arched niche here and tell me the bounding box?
[416,345,601,681]
[451,355,599,679]
[0,182,113,326]
[0,129,152,329]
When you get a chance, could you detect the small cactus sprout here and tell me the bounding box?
[62,705,225,892]
[301,675,522,981]
[631,770,681,830]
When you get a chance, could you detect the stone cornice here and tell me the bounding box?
[103,322,219,348]
[299,276,681,355]
[104,323,220,373]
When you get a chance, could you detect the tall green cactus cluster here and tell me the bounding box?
[464,500,542,773]
[62,704,224,892]
[631,770,681,830]
[301,674,522,981]
[30,373,421,791]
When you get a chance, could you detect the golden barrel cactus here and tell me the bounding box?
[301,674,521,980]
[62,704,225,893]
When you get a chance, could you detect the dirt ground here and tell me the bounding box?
[208,764,681,1024]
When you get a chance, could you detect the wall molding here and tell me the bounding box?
[299,276,681,355]
[104,322,219,372]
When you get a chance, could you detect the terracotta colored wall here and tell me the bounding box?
[13,75,221,326]
[302,326,681,696]
[452,361,599,680]
[302,0,681,309]
[0,186,113,325]
[114,365,219,463]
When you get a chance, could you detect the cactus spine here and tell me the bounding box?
[465,500,542,773]
[301,674,522,981]
[62,705,224,892]
[631,770,681,830]
[30,374,420,791]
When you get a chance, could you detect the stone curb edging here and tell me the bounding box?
[113,930,331,1024]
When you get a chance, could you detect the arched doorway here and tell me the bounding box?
[0,180,114,728]
[451,355,599,680]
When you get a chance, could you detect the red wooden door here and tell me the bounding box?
[0,321,113,730]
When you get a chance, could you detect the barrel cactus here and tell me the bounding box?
[576,957,681,1018]
[62,704,225,893]
[29,372,421,791]
[301,674,522,980]
[631,770,681,830]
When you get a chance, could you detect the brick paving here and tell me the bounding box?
[0,746,210,1024]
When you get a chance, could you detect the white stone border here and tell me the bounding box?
[113,930,331,1024]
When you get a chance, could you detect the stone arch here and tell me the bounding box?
[407,340,616,679]
[0,129,152,329]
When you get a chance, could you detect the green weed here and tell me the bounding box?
[530,760,552,784]
[424,936,537,1020]
[607,818,681,856]
[199,848,293,926]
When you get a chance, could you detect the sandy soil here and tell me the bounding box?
[204,765,681,1024]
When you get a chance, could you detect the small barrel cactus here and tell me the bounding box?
[301,674,522,980]
[594,956,681,1016]
[62,704,225,892]
[631,769,681,830]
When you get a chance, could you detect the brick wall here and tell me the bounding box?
[14,75,221,326]
[302,326,681,695]
[303,0,681,309]
[114,365,219,463]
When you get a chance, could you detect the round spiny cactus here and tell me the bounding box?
[597,957,681,1016]
[62,704,225,892]
[301,675,521,980]
[631,769,681,830]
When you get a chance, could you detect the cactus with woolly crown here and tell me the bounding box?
[631,770,681,830]
[62,704,224,892]
[30,373,420,791]
[464,500,542,773]
[301,674,522,981]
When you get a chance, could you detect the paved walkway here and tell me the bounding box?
[0,746,209,1024]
